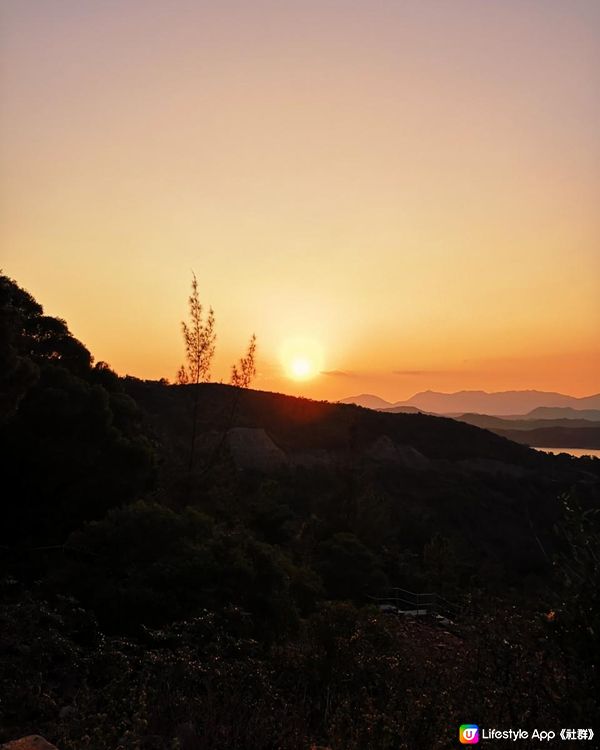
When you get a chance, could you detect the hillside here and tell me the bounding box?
[495,426,600,450]
[122,379,600,588]
[455,413,598,432]
[381,405,427,415]
[338,393,393,409]
[352,402,600,451]
[129,380,542,464]
[523,406,600,421]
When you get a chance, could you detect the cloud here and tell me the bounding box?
[321,369,356,377]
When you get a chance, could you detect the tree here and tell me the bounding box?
[316,532,388,600]
[0,275,155,545]
[231,333,257,389]
[177,273,216,471]
[553,494,600,717]
[0,273,92,419]
[177,273,216,386]
[0,274,39,420]
[423,533,459,592]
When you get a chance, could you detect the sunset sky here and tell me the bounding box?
[2,0,599,401]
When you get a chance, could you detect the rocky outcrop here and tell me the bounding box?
[226,427,288,471]
[366,435,430,470]
[2,738,58,750]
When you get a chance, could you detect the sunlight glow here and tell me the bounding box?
[281,337,324,381]
[290,356,313,380]
[3,2,599,398]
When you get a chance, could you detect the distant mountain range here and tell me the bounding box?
[339,394,395,410]
[522,406,600,421]
[456,413,599,431]
[339,390,600,449]
[340,390,600,417]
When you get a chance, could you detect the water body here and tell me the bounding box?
[534,447,600,459]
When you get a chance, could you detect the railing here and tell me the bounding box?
[369,587,462,622]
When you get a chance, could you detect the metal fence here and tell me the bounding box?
[369,587,462,622]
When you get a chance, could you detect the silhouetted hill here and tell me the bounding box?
[127,380,540,465]
[338,393,393,409]
[522,406,600,421]
[381,405,426,415]
[341,389,600,416]
[495,426,600,450]
[451,415,600,448]
[395,389,600,415]
[122,379,600,587]
[456,413,598,431]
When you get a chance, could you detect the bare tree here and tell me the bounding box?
[177,273,216,471]
[230,334,257,389]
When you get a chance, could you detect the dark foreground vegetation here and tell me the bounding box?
[1,274,599,749]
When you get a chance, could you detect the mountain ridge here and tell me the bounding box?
[342,389,600,416]
[338,393,394,409]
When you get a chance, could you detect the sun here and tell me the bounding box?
[281,337,323,381]
[290,355,314,380]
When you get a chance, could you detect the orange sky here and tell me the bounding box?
[1,1,599,401]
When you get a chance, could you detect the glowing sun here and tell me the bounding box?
[289,355,314,380]
[281,337,323,381]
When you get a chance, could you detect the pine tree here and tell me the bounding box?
[177,273,216,471]
[230,334,257,389]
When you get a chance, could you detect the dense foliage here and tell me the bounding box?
[0,275,155,550]
[1,585,591,750]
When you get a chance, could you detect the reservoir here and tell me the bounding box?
[534,447,600,459]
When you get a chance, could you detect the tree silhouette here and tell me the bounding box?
[178,273,216,386]
[177,273,216,471]
[231,334,257,389]
[553,493,600,715]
